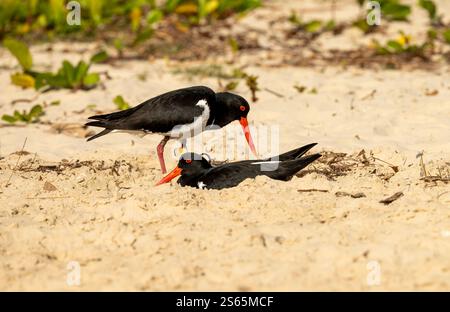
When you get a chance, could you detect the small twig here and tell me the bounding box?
[335,191,366,198]
[26,196,71,200]
[4,138,27,188]
[360,89,376,100]
[11,94,40,105]
[416,151,427,177]
[421,176,450,183]
[264,87,284,98]
[379,192,404,205]
[372,156,399,172]
[437,191,449,200]
[297,189,329,193]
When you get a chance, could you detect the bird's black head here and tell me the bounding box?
[156,153,212,186]
[177,153,212,172]
[215,92,257,156]
[215,92,250,123]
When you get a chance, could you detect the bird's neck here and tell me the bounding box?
[209,103,233,127]
[178,168,211,187]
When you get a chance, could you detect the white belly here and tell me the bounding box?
[112,99,210,140]
[164,99,210,139]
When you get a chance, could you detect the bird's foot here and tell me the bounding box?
[173,145,187,157]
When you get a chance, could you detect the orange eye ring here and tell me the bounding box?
[240,105,246,111]
[185,159,192,164]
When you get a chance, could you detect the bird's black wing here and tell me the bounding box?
[198,163,261,189]
[267,143,318,161]
[198,153,321,189]
[86,86,216,134]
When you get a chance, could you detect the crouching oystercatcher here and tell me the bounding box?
[156,143,321,189]
[85,86,257,173]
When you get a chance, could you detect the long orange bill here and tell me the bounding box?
[239,117,257,156]
[155,166,182,185]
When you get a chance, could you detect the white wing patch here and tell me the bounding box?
[167,99,210,139]
[250,160,281,165]
[111,129,149,137]
[111,99,210,139]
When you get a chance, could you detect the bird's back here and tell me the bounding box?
[187,153,321,189]
[87,86,216,134]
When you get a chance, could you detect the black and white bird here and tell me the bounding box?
[85,86,257,173]
[156,143,321,190]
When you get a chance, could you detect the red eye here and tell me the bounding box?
[185,159,192,164]
[240,105,246,111]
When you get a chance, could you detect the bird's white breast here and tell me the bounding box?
[167,99,210,139]
[111,100,210,140]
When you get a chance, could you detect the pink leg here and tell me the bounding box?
[157,136,170,174]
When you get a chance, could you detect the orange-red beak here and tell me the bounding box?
[155,166,182,186]
[239,117,257,156]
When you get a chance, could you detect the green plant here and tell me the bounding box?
[357,0,411,21]
[0,0,260,49]
[379,0,411,21]
[294,85,318,94]
[113,95,131,110]
[3,38,102,90]
[2,105,44,124]
[418,0,437,21]
[371,31,431,57]
[443,29,450,44]
[289,12,335,33]
[34,60,101,90]
[232,69,259,102]
[170,0,260,23]
[3,38,33,70]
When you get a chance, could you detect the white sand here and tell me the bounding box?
[0,0,449,291]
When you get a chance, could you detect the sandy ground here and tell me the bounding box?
[0,0,450,291]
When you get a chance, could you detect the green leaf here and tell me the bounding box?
[147,9,163,25]
[90,50,109,64]
[228,37,239,53]
[10,73,35,88]
[88,0,104,25]
[46,73,71,89]
[34,72,55,90]
[130,6,142,32]
[2,38,33,70]
[133,28,153,46]
[304,20,322,33]
[83,73,100,87]
[387,40,404,53]
[165,0,182,12]
[443,29,450,44]
[62,60,76,87]
[418,0,436,20]
[288,12,301,25]
[113,95,131,110]
[1,115,17,124]
[324,20,336,31]
[29,105,43,118]
[381,2,411,21]
[14,110,23,121]
[74,61,90,85]
[427,28,438,40]
[113,38,124,52]
[224,81,239,91]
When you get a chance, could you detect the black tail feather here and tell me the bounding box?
[88,105,139,121]
[268,153,321,181]
[86,129,112,141]
[267,143,318,162]
[85,120,109,128]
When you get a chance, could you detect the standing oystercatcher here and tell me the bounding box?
[85,86,257,173]
[156,143,321,189]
